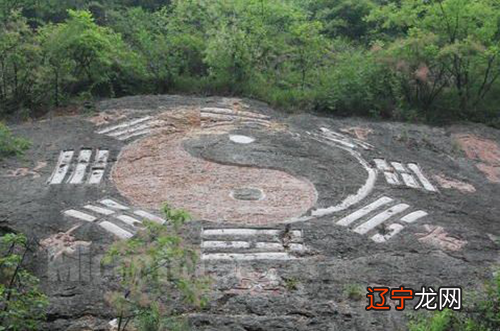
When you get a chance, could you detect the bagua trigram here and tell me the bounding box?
[200,107,272,128]
[336,196,428,243]
[47,148,109,185]
[96,116,164,141]
[62,199,165,239]
[201,227,307,261]
[374,159,437,192]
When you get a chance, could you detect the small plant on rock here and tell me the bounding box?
[103,204,209,331]
[0,123,30,160]
[344,283,364,301]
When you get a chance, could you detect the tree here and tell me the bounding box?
[39,10,134,104]
[0,11,41,114]
[0,233,48,331]
[103,205,208,331]
[369,0,500,119]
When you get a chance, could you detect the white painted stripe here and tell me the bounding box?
[201,107,270,120]
[115,215,142,227]
[63,210,97,222]
[353,204,410,235]
[116,128,151,141]
[83,205,115,216]
[202,241,250,249]
[401,173,420,188]
[371,224,405,243]
[320,128,357,148]
[202,252,295,261]
[133,210,166,224]
[200,113,271,125]
[384,171,401,185]
[400,210,428,224]
[321,127,366,150]
[88,169,105,184]
[88,149,109,184]
[407,163,437,192]
[67,149,93,184]
[99,221,133,239]
[48,150,74,184]
[92,149,109,168]
[337,197,394,227]
[202,229,281,237]
[97,117,152,134]
[289,243,306,252]
[374,159,392,171]
[391,162,407,173]
[99,199,129,210]
[108,122,153,137]
[255,242,285,251]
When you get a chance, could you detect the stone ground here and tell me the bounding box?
[0,95,499,330]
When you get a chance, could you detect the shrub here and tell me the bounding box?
[0,123,30,159]
[0,233,49,331]
[103,204,208,331]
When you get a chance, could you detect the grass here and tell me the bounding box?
[344,283,364,301]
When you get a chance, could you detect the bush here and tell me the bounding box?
[0,123,30,159]
[0,233,49,331]
[408,269,500,331]
[103,204,208,331]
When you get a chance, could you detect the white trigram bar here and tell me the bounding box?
[48,150,74,184]
[116,128,151,141]
[67,149,93,184]
[63,209,97,222]
[99,221,133,239]
[337,197,394,227]
[353,204,410,235]
[202,241,251,249]
[391,162,407,173]
[201,107,271,119]
[201,252,296,261]
[384,171,401,185]
[407,163,437,192]
[97,116,152,135]
[401,173,420,189]
[133,210,166,224]
[371,223,405,243]
[99,199,129,210]
[115,215,142,227]
[374,159,392,171]
[400,210,428,224]
[88,149,109,184]
[107,122,152,138]
[83,204,115,216]
[202,229,281,237]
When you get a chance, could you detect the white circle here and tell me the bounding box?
[229,135,255,144]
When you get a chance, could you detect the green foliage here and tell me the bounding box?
[408,269,500,331]
[343,283,364,301]
[1,0,500,125]
[368,0,500,121]
[103,204,208,331]
[0,122,30,159]
[0,233,49,331]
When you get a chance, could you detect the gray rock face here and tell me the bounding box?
[0,95,499,330]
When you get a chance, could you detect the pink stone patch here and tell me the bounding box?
[113,134,317,225]
[454,134,500,183]
[340,127,373,141]
[416,225,467,251]
[433,174,476,193]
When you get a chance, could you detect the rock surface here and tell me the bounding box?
[0,95,499,330]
